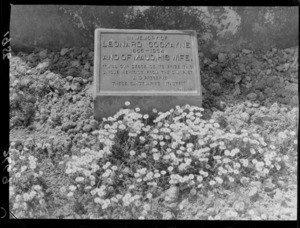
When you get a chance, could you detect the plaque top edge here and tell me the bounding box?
[95,28,197,35]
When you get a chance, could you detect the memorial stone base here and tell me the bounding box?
[94,95,202,120]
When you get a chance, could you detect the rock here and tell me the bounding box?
[240,112,250,122]
[88,51,94,59]
[238,63,246,73]
[84,62,90,70]
[209,61,217,68]
[223,72,235,82]
[270,103,280,113]
[218,53,227,63]
[290,96,298,106]
[266,76,278,87]
[276,63,290,72]
[60,48,69,56]
[258,92,265,100]
[228,53,236,60]
[39,49,47,59]
[66,76,73,81]
[219,101,226,110]
[242,49,252,54]
[16,65,27,74]
[26,53,35,62]
[211,107,218,112]
[36,59,50,72]
[72,95,78,102]
[285,83,298,93]
[283,48,294,54]
[209,83,222,95]
[71,60,80,68]
[45,72,57,80]
[233,84,241,96]
[70,83,81,91]
[201,85,207,95]
[247,92,257,101]
[198,52,204,58]
[27,95,37,103]
[61,122,76,131]
[73,77,83,84]
[245,101,252,108]
[254,77,267,90]
[81,69,90,78]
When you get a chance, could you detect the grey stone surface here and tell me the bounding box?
[94,95,202,120]
[93,29,202,120]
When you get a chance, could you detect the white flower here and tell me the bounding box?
[209,180,216,186]
[130,150,136,156]
[33,185,42,191]
[153,153,160,161]
[75,177,84,182]
[125,101,130,106]
[146,193,152,199]
[67,192,74,197]
[94,197,101,204]
[215,177,223,184]
[20,166,27,172]
[154,173,161,178]
[224,150,230,156]
[278,132,287,139]
[23,193,30,201]
[250,148,256,154]
[15,194,21,202]
[69,185,77,191]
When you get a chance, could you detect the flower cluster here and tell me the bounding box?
[61,102,296,219]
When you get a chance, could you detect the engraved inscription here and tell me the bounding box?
[96,31,199,93]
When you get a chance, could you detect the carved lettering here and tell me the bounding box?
[97,31,199,92]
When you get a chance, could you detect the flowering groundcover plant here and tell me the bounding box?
[9,101,297,219]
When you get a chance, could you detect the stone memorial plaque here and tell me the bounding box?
[94,29,202,120]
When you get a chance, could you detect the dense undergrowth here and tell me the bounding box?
[9,103,297,219]
[8,46,298,219]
